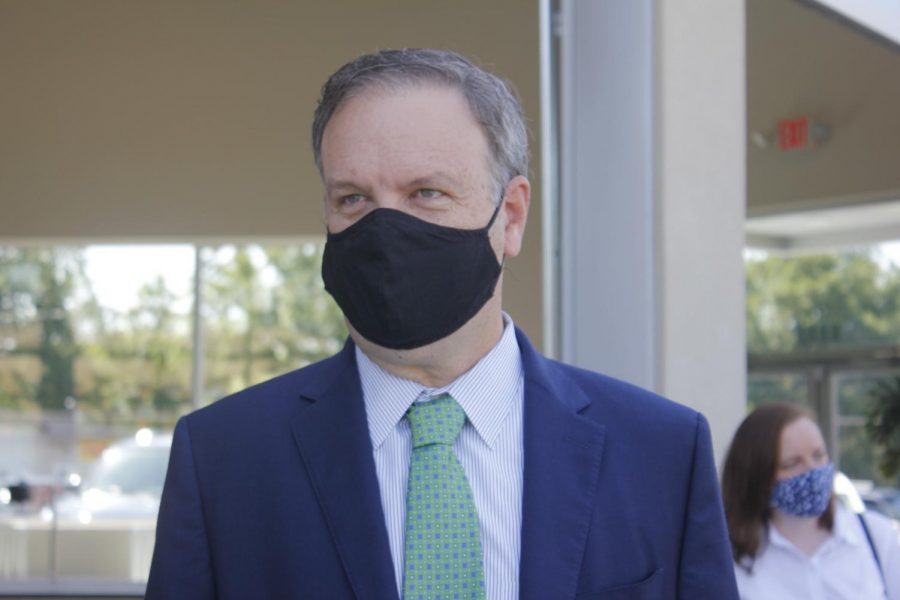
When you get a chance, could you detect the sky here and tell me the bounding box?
[876,240,900,269]
[84,245,195,313]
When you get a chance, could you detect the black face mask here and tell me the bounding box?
[321,203,503,350]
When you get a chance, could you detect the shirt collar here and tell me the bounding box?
[766,503,862,552]
[357,313,523,451]
[831,502,863,545]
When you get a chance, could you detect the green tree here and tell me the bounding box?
[1,243,345,415]
[202,243,346,398]
[746,252,900,354]
[34,254,78,411]
[266,243,346,364]
[0,248,84,412]
[204,246,277,390]
[868,376,900,479]
[125,276,190,415]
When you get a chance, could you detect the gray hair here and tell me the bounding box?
[312,48,529,197]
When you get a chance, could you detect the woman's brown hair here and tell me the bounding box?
[721,403,834,570]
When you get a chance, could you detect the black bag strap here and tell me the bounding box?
[857,512,886,591]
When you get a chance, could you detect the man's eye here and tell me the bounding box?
[415,189,443,200]
[341,194,365,206]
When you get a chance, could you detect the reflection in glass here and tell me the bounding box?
[0,242,343,590]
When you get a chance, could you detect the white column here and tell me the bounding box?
[557,0,746,461]
[656,0,746,461]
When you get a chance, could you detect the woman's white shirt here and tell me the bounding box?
[734,503,900,600]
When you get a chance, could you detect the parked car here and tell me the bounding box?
[834,474,900,523]
[0,429,171,582]
[855,481,900,521]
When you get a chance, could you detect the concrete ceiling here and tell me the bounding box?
[746,0,900,250]
[2,0,897,252]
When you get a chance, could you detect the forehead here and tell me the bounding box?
[320,83,492,184]
[779,417,825,455]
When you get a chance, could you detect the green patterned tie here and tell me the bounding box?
[402,394,485,600]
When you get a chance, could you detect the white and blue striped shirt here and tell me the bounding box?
[357,314,524,600]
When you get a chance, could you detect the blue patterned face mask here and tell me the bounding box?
[770,462,835,517]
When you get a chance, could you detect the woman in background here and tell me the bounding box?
[721,403,900,599]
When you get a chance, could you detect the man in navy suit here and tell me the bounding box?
[147,48,738,599]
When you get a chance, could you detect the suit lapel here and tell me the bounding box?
[516,330,607,600]
[288,331,605,599]
[289,343,399,600]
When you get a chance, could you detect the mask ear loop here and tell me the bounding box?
[484,191,506,269]
[483,192,504,231]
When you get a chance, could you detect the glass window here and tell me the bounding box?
[833,370,898,486]
[0,242,344,592]
[747,370,812,411]
[201,243,345,401]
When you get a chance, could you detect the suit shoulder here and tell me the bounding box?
[544,357,702,430]
[185,348,353,428]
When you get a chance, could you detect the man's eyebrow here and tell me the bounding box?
[404,172,459,189]
[324,180,361,195]
[326,173,462,195]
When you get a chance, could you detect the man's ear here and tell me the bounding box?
[501,175,530,258]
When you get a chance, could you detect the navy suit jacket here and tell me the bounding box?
[146,329,738,599]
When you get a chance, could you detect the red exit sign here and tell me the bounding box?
[778,117,809,150]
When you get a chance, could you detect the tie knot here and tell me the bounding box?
[406,394,466,448]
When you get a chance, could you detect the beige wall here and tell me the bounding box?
[0,0,544,346]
